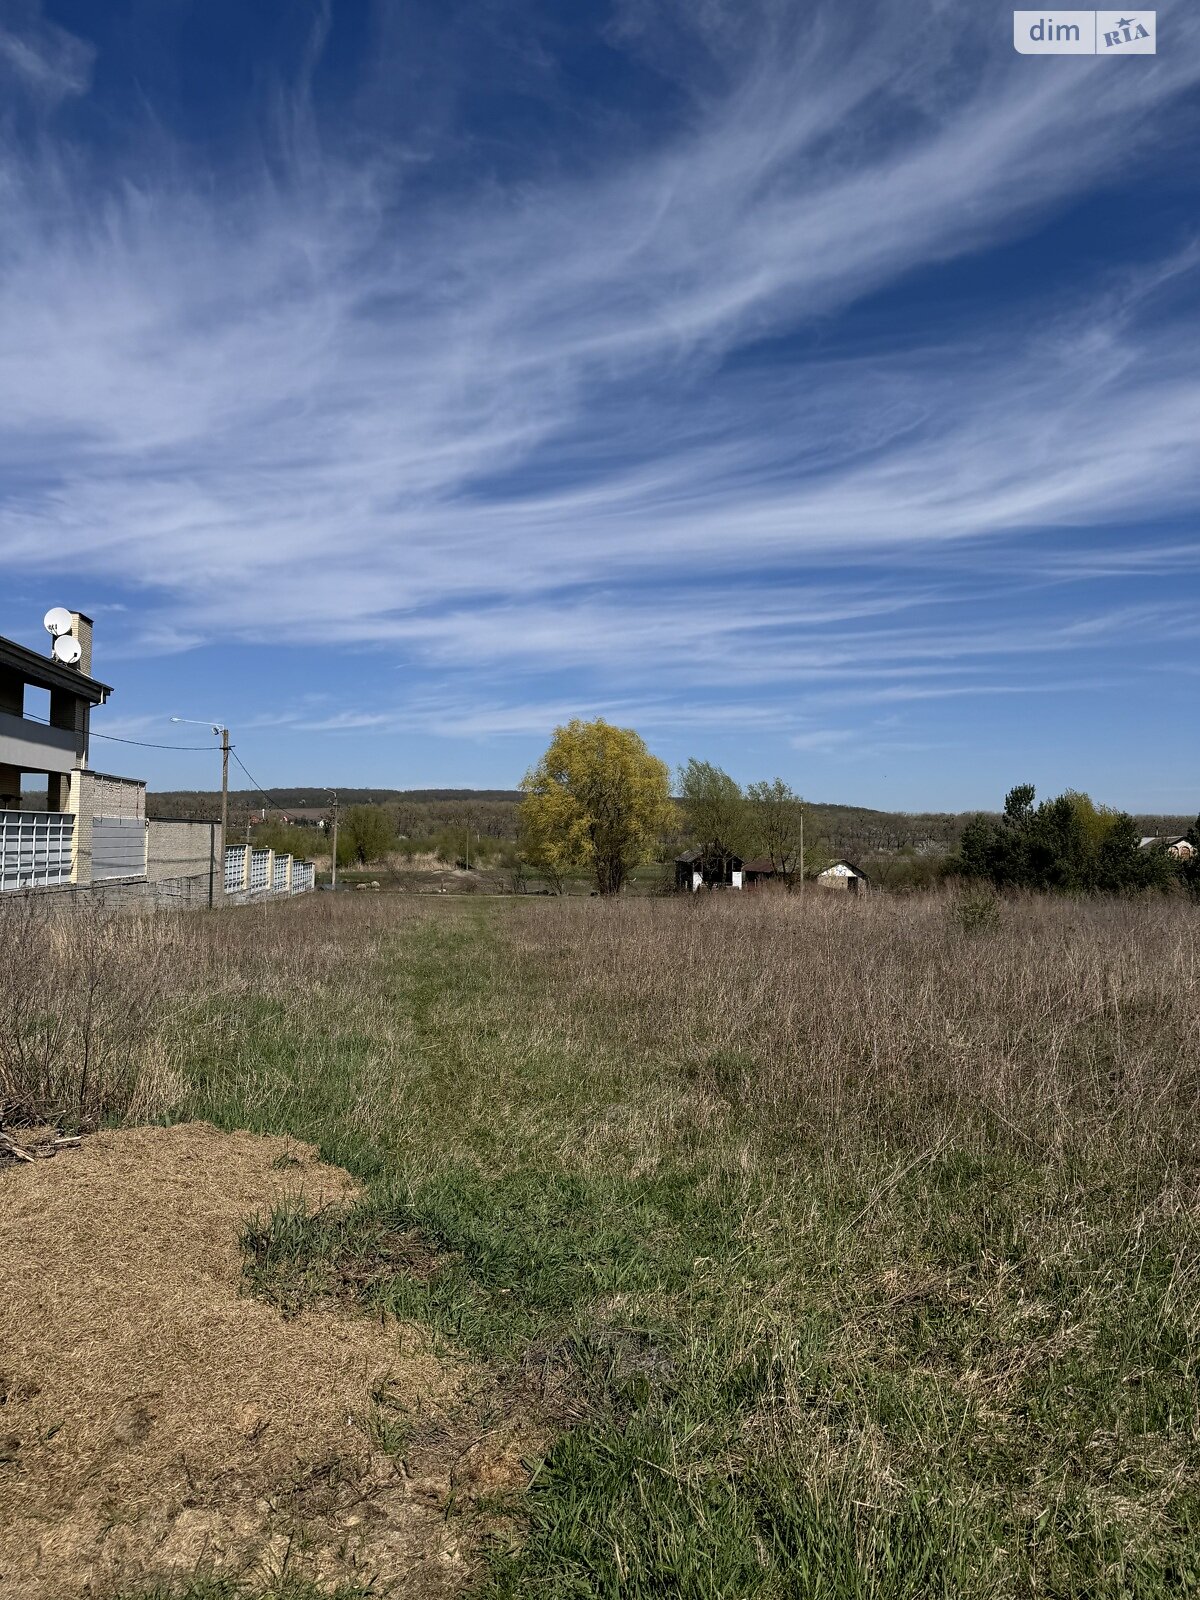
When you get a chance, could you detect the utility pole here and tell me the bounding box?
[800,800,809,902]
[170,716,230,886]
[220,727,229,864]
[329,789,339,890]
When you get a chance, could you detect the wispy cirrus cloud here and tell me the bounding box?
[0,0,1197,774]
[0,0,93,103]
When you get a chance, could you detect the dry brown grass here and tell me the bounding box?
[1,886,1197,1595]
[502,888,1200,1171]
[0,1122,532,1600]
[0,895,404,1131]
[0,900,185,1129]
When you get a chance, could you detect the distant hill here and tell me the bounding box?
[147,788,526,839]
[147,785,1195,860]
[149,787,522,812]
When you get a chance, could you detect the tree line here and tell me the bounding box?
[521,723,1199,899]
[155,723,1198,897]
[148,788,1012,863]
[954,785,1199,895]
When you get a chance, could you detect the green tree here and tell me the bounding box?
[956,814,995,881]
[1184,814,1200,896]
[521,720,675,895]
[1004,783,1036,825]
[1024,793,1092,890]
[677,760,747,876]
[340,805,396,867]
[952,784,1169,895]
[744,778,806,879]
[1095,812,1169,893]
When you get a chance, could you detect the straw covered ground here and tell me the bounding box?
[0,1122,534,1600]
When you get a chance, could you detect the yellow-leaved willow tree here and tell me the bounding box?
[520,719,676,895]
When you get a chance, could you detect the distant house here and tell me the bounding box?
[675,846,746,891]
[1139,836,1196,860]
[675,847,870,894]
[815,860,868,893]
[741,856,781,886]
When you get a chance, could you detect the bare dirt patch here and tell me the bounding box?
[0,1123,530,1599]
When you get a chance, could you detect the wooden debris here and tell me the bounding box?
[0,1131,83,1163]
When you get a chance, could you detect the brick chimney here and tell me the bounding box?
[69,612,93,676]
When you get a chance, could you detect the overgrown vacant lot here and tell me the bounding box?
[3,890,1199,1598]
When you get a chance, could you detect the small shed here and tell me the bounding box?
[675,846,745,891]
[815,860,868,894]
[742,856,781,886]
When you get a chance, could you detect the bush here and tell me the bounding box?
[338,806,396,867]
[952,888,1001,933]
[0,900,178,1129]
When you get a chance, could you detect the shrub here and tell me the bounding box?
[952,888,1001,933]
[0,900,178,1129]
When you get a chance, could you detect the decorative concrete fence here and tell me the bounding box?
[0,821,314,908]
[224,847,247,896]
[249,848,271,893]
[223,845,316,902]
[0,804,217,908]
[0,810,74,893]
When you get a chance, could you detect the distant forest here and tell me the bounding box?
[149,789,525,841]
[147,787,1193,865]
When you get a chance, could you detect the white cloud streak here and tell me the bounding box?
[0,0,1198,719]
[0,2,93,103]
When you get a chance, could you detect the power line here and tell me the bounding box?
[229,749,281,815]
[93,729,218,750]
[21,707,285,802]
[16,709,215,750]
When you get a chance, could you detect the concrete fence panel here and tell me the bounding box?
[225,846,315,902]
[0,810,74,892]
[249,848,272,893]
[225,844,250,895]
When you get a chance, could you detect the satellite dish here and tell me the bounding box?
[52,635,83,666]
[44,606,73,637]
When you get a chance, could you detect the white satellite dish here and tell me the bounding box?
[44,606,73,637]
[52,635,83,666]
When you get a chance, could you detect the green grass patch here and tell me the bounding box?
[167,898,1199,1599]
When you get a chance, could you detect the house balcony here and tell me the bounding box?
[0,710,79,776]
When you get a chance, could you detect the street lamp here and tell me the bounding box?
[327,788,339,890]
[170,717,230,865]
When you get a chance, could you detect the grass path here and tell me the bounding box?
[175,898,1199,1599]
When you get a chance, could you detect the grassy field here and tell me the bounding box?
[3,889,1199,1597]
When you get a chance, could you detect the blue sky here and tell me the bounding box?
[1,0,1198,811]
